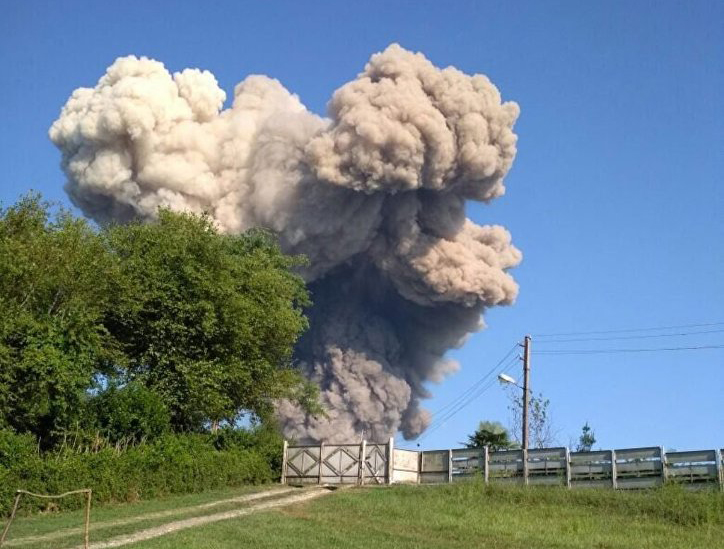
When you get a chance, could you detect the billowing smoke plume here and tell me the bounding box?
[49,45,522,443]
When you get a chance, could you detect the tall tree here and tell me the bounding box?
[104,210,316,430]
[0,194,121,440]
[0,194,318,442]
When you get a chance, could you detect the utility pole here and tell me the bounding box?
[522,335,531,450]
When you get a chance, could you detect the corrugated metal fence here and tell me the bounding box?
[282,439,724,491]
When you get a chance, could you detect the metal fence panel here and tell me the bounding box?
[529,475,565,486]
[283,443,723,491]
[490,449,524,462]
[615,447,661,461]
[528,448,567,460]
[451,448,484,478]
[421,451,449,472]
[451,449,483,459]
[570,450,611,462]
[488,449,524,479]
[572,479,613,489]
[617,477,663,489]
[666,450,717,464]
[569,450,614,487]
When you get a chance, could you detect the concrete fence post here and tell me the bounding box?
[358,439,367,486]
[564,447,571,489]
[610,450,618,490]
[418,450,424,484]
[280,440,288,485]
[483,446,489,484]
[660,446,668,485]
[448,449,453,483]
[717,449,723,492]
[318,442,324,485]
[387,437,395,485]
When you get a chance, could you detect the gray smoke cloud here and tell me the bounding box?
[49,44,522,443]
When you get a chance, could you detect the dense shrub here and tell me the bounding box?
[89,382,171,443]
[0,429,275,516]
[0,195,302,518]
[210,421,284,471]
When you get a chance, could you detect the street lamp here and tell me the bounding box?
[497,373,517,386]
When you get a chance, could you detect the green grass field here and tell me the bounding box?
[134,482,724,549]
[4,482,723,548]
[1,484,280,548]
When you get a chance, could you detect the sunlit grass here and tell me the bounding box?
[2,484,279,549]
[135,481,724,549]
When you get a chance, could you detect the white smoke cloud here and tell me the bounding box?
[50,44,522,443]
[306,45,519,200]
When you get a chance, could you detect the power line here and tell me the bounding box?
[427,344,517,420]
[417,350,520,442]
[413,328,724,445]
[431,377,500,427]
[418,377,499,441]
[431,352,518,422]
[534,344,724,355]
[422,360,512,436]
[532,322,724,338]
[537,328,724,343]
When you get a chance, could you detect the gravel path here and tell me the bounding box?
[80,487,332,549]
[5,486,297,547]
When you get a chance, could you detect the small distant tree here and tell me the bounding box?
[576,422,596,452]
[464,421,516,451]
[507,389,556,448]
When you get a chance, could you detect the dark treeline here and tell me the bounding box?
[0,193,318,512]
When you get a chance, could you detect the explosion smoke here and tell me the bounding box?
[49,45,522,443]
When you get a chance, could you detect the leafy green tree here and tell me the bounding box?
[0,194,121,441]
[103,210,316,430]
[0,194,318,443]
[464,421,516,451]
[576,422,596,452]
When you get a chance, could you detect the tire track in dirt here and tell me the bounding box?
[6,487,296,547]
[80,487,333,549]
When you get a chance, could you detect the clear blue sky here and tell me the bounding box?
[2,1,722,451]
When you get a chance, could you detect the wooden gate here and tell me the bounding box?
[283,439,393,485]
